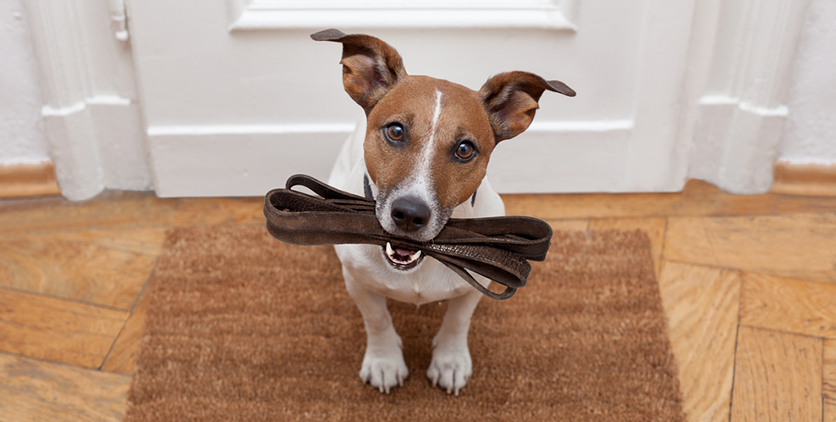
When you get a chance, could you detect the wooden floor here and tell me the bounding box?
[2,180,836,421]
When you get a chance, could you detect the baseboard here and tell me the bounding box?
[771,160,836,197]
[145,120,638,197]
[0,161,62,198]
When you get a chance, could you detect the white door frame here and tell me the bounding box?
[685,0,808,194]
[24,0,150,201]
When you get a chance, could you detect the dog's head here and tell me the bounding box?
[313,29,574,249]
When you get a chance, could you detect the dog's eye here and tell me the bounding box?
[385,123,405,143]
[455,140,476,162]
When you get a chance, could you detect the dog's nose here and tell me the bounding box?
[391,196,431,233]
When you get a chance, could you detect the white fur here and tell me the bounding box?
[420,89,444,174]
[328,119,505,395]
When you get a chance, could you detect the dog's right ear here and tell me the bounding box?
[312,29,407,114]
[479,71,575,142]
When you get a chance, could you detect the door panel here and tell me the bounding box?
[127,0,695,196]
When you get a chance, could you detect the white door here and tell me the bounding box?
[124,0,803,197]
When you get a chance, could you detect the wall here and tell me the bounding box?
[0,0,49,165]
[779,0,836,164]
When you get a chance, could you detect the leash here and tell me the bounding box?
[263,174,552,300]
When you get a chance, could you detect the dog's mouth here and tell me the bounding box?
[383,242,424,271]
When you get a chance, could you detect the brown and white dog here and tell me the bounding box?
[317,29,575,395]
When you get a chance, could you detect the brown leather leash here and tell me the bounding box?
[263,175,552,300]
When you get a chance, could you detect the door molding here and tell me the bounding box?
[228,0,578,31]
[24,0,150,200]
[686,0,809,194]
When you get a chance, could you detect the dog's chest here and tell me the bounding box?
[334,243,473,304]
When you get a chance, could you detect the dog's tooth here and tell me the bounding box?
[407,250,422,263]
[385,242,395,258]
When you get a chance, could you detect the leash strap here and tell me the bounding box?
[263,174,552,300]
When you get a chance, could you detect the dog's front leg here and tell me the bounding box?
[428,284,484,396]
[342,268,408,393]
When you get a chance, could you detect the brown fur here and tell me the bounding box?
[312,29,407,113]
[365,76,496,210]
[479,71,576,142]
[312,29,574,224]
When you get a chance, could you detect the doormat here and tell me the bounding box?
[124,225,684,422]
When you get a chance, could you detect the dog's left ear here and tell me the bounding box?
[479,71,575,142]
[312,29,407,114]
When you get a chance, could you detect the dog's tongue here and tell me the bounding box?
[395,246,416,256]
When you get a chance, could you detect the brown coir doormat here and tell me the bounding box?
[124,226,684,422]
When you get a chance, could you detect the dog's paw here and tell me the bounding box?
[427,345,472,396]
[359,349,409,394]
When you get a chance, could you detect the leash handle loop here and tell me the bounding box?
[265,174,551,300]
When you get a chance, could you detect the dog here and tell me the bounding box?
[316,29,575,395]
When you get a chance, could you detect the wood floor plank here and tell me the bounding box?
[591,218,666,276]
[0,289,129,368]
[658,261,740,422]
[828,403,836,422]
[0,352,130,421]
[741,273,836,339]
[826,340,836,422]
[730,326,822,422]
[503,179,836,220]
[101,289,151,375]
[49,228,167,256]
[0,230,159,309]
[665,213,836,284]
[0,191,264,236]
[4,182,836,420]
[545,219,589,232]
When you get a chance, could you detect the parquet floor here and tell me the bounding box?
[1,180,835,421]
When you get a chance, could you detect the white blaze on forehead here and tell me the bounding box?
[419,89,444,176]
[430,90,443,145]
[380,89,447,241]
